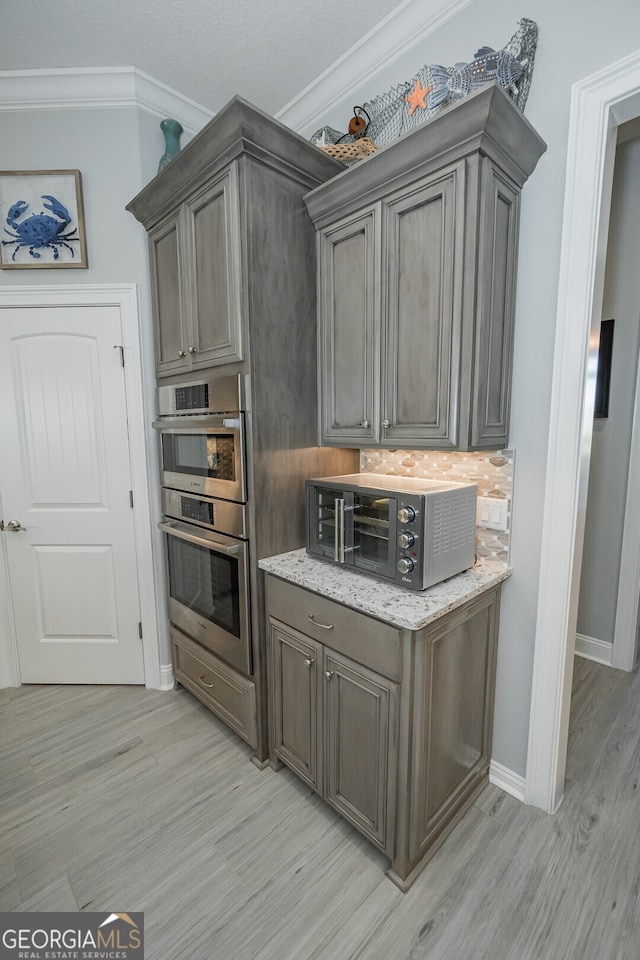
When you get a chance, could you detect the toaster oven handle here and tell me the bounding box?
[158,521,240,555]
[335,498,345,564]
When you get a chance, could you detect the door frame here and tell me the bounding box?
[0,284,162,689]
[525,50,640,812]
[612,330,640,671]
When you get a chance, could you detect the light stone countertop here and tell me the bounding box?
[259,548,511,632]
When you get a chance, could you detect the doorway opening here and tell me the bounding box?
[525,50,640,813]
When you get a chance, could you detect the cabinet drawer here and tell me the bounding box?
[265,575,402,681]
[171,627,257,747]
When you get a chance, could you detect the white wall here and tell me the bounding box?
[295,0,640,776]
[0,100,170,670]
[577,135,640,648]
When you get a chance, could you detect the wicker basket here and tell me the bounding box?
[318,137,377,163]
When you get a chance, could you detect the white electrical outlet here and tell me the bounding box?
[476,496,509,532]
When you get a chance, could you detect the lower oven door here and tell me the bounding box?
[159,519,251,676]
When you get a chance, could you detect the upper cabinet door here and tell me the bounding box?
[318,207,380,446]
[187,166,243,369]
[149,211,189,377]
[383,164,465,447]
[471,159,519,448]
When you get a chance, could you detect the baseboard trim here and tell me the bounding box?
[489,760,525,802]
[575,633,613,665]
[159,662,175,691]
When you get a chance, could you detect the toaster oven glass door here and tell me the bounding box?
[351,493,396,577]
[308,486,397,580]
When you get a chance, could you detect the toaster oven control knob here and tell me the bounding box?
[398,532,415,549]
[397,556,415,575]
[397,506,416,524]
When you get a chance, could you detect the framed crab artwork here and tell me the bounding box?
[0,169,87,269]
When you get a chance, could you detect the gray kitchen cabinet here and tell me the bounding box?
[128,98,359,764]
[324,647,396,851]
[305,84,546,450]
[268,604,398,855]
[269,620,322,790]
[146,165,242,376]
[265,570,500,889]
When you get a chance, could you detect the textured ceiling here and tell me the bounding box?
[2,0,405,115]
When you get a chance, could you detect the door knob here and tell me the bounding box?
[5,520,25,532]
[188,346,197,354]
[177,349,186,358]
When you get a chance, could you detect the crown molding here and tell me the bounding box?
[0,67,213,135]
[275,0,474,135]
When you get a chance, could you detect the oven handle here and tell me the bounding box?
[152,415,242,432]
[158,520,241,555]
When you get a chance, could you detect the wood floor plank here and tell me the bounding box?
[2,660,639,960]
[15,875,79,912]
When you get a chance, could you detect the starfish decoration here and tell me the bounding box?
[404,78,432,116]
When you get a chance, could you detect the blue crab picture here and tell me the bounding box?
[2,194,79,262]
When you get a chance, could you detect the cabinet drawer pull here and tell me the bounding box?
[324,670,334,680]
[303,658,314,668]
[308,614,334,630]
[199,674,215,688]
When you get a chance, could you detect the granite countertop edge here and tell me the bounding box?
[258,548,511,631]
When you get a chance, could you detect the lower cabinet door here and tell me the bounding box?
[323,650,397,853]
[269,619,322,791]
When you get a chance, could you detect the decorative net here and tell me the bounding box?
[311,18,539,156]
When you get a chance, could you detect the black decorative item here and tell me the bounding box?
[594,318,614,419]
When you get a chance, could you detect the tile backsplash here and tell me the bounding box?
[360,448,514,564]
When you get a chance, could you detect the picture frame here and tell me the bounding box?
[594,318,614,419]
[0,169,87,269]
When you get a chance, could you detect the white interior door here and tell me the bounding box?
[0,304,145,684]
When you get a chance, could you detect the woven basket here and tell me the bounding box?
[318,137,377,162]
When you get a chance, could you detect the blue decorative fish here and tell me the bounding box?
[429,46,524,110]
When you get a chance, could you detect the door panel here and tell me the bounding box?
[188,165,243,367]
[150,212,188,376]
[0,306,144,684]
[384,165,464,445]
[319,208,380,445]
[472,159,519,447]
[324,650,396,852]
[269,620,322,790]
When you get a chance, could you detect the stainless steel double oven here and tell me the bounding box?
[154,376,251,675]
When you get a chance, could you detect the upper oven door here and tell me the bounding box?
[154,414,246,502]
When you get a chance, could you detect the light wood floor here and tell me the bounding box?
[1,656,639,959]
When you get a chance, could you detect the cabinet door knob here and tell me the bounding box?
[359,419,370,429]
[188,345,197,354]
[382,419,390,429]
[303,658,314,668]
[324,670,334,681]
[308,613,334,630]
[177,349,186,358]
